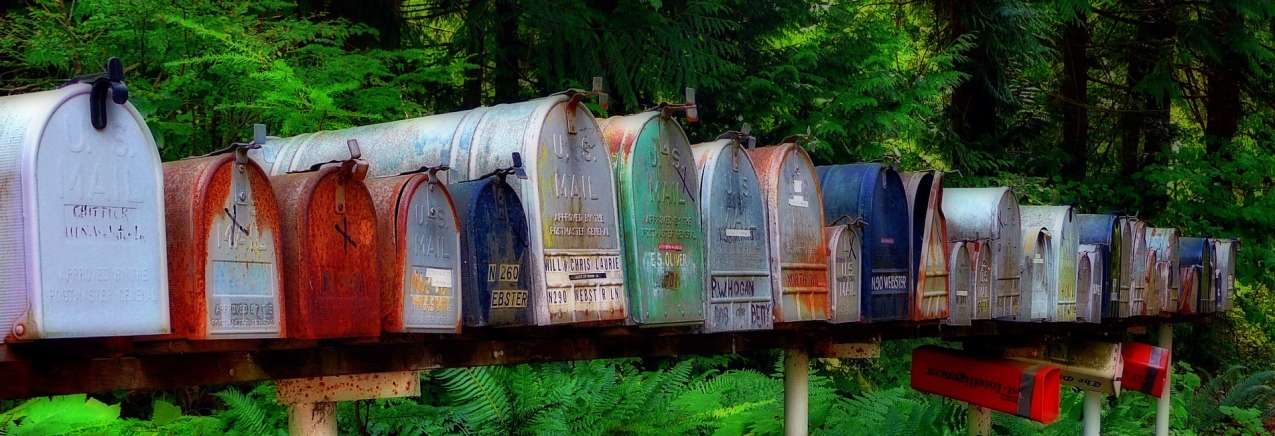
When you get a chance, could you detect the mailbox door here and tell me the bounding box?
[693,140,774,332]
[451,178,532,327]
[864,168,912,322]
[165,155,285,339]
[902,171,950,321]
[370,175,462,334]
[825,225,862,323]
[1056,209,1079,322]
[1021,229,1051,321]
[602,114,705,326]
[973,241,994,319]
[274,167,381,339]
[1213,239,1236,312]
[993,191,1023,320]
[2,86,170,341]
[1077,246,1102,323]
[1118,218,1148,317]
[1178,237,1208,314]
[749,145,829,323]
[947,242,973,326]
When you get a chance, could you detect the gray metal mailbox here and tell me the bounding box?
[942,188,1022,320]
[748,142,829,323]
[946,242,974,326]
[1211,239,1238,312]
[901,171,950,321]
[0,66,170,342]
[1021,206,1078,322]
[1145,228,1179,315]
[1076,244,1103,322]
[1077,214,1119,319]
[252,87,627,326]
[1178,237,1212,313]
[825,224,863,323]
[691,130,775,331]
[1020,226,1054,322]
[1118,217,1148,317]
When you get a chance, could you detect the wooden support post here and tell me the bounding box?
[1155,324,1172,436]
[1083,390,1101,436]
[277,371,421,436]
[784,348,809,436]
[969,404,992,436]
[288,402,337,436]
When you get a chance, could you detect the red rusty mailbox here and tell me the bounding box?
[367,166,462,334]
[912,345,1062,423]
[164,125,285,339]
[270,140,381,339]
[1122,341,1170,397]
[901,171,949,321]
[747,142,829,323]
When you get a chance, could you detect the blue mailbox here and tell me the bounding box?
[449,159,533,327]
[815,164,911,321]
[1077,214,1119,319]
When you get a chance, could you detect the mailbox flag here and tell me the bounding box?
[911,345,1062,424]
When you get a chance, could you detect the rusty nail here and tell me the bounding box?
[13,323,24,336]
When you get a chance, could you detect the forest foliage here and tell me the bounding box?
[4,0,1275,432]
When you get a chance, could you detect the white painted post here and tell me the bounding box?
[784,348,809,436]
[969,404,992,436]
[1083,390,1102,436]
[287,402,337,436]
[1156,324,1173,436]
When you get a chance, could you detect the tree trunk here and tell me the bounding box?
[1204,9,1243,156]
[1060,18,1090,180]
[944,0,1000,165]
[493,0,523,103]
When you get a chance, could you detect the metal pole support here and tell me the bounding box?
[288,402,337,436]
[1083,390,1102,436]
[969,404,992,436]
[1155,324,1173,436]
[784,348,810,436]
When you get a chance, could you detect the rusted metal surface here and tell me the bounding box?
[1009,340,1123,395]
[825,225,862,323]
[276,371,420,403]
[1020,227,1053,322]
[367,169,462,334]
[748,144,829,323]
[941,188,1022,320]
[1118,217,1148,317]
[816,164,911,322]
[0,83,170,342]
[253,91,626,326]
[1076,245,1103,323]
[946,242,973,326]
[900,171,950,321]
[1077,214,1119,319]
[1021,206,1078,322]
[1211,239,1238,312]
[450,173,533,327]
[164,136,285,339]
[691,134,774,332]
[599,110,704,326]
[1178,237,1211,313]
[269,147,380,339]
[1145,228,1179,316]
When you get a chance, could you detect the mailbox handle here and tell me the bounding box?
[289,138,369,178]
[473,152,528,182]
[828,215,865,228]
[63,57,128,130]
[716,123,756,150]
[655,88,699,123]
[390,164,451,179]
[202,124,267,161]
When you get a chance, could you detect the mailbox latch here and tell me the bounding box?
[561,77,608,135]
[63,57,129,130]
[656,88,699,123]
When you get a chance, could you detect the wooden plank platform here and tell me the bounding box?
[0,315,1209,400]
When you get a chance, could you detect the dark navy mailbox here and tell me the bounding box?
[1077,214,1119,319]
[449,163,533,327]
[815,164,911,321]
[1178,237,1212,313]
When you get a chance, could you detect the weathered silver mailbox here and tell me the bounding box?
[1021,206,1078,322]
[0,64,171,342]
[1118,217,1148,317]
[942,188,1022,320]
[1077,214,1118,319]
[825,223,863,323]
[252,85,627,326]
[1020,226,1054,322]
[691,129,775,332]
[1077,244,1104,322]
[1212,238,1239,312]
[1145,228,1179,316]
[946,242,975,325]
[1178,237,1211,313]
[748,142,829,323]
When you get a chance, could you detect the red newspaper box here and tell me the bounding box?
[1122,341,1170,397]
[911,345,1062,423]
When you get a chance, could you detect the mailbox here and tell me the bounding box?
[1077,214,1119,318]
[1122,341,1170,397]
[1021,206,1078,322]
[449,161,533,327]
[748,143,829,322]
[1009,341,1123,395]
[1118,217,1148,317]
[599,101,705,326]
[900,171,950,321]
[164,125,284,339]
[825,224,863,323]
[691,130,775,332]
[1076,245,1104,322]
[947,242,973,326]
[1211,239,1239,312]
[942,188,1023,320]
[911,345,1062,424]
[1178,237,1212,313]
[270,140,380,339]
[367,166,462,334]
[1020,227,1054,322]
[1146,228,1179,315]
[253,86,627,326]
[0,62,171,342]
[816,164,910,322]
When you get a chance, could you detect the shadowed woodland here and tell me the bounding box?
[3,0,1275,433]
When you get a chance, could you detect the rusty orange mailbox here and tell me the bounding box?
[164,125,285,339]
[747,141,829,323]
[367,166,462,334]
[912,345,1062,424]
[270,140,381,339]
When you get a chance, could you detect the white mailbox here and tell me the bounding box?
[0,68,170,342]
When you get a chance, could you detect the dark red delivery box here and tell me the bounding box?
[911,345,1062,423]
